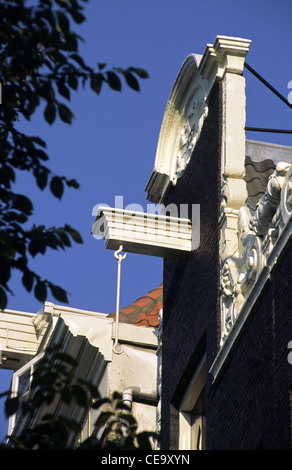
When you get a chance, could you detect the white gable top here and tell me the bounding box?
[145,36,251,203]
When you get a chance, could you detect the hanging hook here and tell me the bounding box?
[113,245,127,354]
[114,245,127,262]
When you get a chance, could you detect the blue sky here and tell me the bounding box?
[1,0,292,441]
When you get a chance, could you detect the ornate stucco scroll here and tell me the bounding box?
[174,85,208,183]
[220,162,292,344]
[145,52,209,203]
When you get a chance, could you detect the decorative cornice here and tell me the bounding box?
[92,205,200,259]
[199,36,251,81]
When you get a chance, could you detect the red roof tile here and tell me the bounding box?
[108,284,162,327]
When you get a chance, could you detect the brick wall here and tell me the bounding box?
[207,241,292,450]
[161,81,221,449]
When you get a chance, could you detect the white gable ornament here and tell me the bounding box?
[145,53,209,203]
[174,84,208,183]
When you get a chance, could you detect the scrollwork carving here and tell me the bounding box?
[220,162,292,344]
[280,164,292,225]
[174,86,208,183]
[249,162,290,236]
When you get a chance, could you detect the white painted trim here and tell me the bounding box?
[210,216,292,382]
[8,351,45,435]
[179,355,206,450]
[40,301,108,318]
[112,322,158,348]
[93,205,199,258]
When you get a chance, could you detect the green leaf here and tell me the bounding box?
[124,71,140,92]
[34,281,47,303]
[28,235,46,257]
[57,230,71,247]
[35,149,49,161]
[57,80,70,100]
[90,73,103,95]
[45,231,62,250]
[65,178,79,189]
[30,136,47,148]
[0,259,11,284]
[66,226,83,243]
[50,284,68,303]
[58,103,74,123]
[44,102,57,125]
[50,176,64,199]
[0,165,15,187]
[0,287,8,310]
[22,272,34,292]
[12,194,33,215]
[106,71,121,91]
[68,74,78,90]
[5,397,19,417]
[70,53,85,67]
[57,11,70,33]
[36,171,48,190]
[129,67,149,79]
[70,9,86,24]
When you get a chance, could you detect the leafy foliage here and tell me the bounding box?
[0,0,149,309]
[0,346,159,450]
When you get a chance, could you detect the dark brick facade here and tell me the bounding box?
[161,81,221,449]
[207,241,292,450]
[161,79,292,450]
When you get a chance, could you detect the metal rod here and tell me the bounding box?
[113,245,127,354]
[244,62,292,110]
[245,127,292,134]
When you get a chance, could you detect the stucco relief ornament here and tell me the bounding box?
[174,87,208,183]
[280,164,292,225]
[220,260,234,339]
[220,163,292,344]
[249,162,289,236]
[220,231,263,343]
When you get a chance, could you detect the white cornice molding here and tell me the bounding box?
[112,322,158,348]
[92,205,200,259]
[200,36,251,79]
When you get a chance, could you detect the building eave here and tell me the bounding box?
[92,205,200,259]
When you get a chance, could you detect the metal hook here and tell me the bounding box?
[113,245,127,354]
[114,245,127,262]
